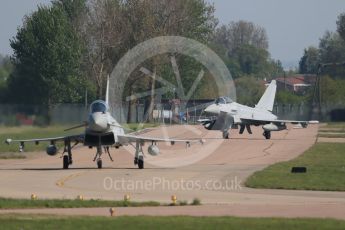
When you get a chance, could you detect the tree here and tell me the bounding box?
[320,75,345,105]
[52,0,87,30]
[235,44,270,77]
[82,0,129,99]
[212,20,282,80]
[276,90,307,104]
[0,55,12,82]
[318,31,345,78]
[299,12,345,79]
[0,55,13,102]
[213,20,268,56]
[82,0,218,121]
[8,3,85,105]
[83,0,217,97]
[269,59,284,79]
[299,46,319,74]
[337,13,345,41]
[234,76,265,106]
[124,0,217,120]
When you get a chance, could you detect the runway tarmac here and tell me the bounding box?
[1,124,345,219]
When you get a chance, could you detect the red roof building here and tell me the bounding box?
[275,74,316,94]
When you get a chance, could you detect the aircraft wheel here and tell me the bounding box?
[97,159,102,169]
[134,157,138,165]
[264,131,271,139]
[63,155,69,169]
[222,131,229,139]
[138,156,144,169]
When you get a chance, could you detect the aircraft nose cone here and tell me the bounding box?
[204,104,220,115]
[89,113,108,132]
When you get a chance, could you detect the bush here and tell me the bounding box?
[191,198,201,205]
[178,200,188,206]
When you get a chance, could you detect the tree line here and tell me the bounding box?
[4,0,344,109]
[299,13,345,106]
[0,0,287,108]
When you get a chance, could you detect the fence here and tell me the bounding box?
[0,102,343,126]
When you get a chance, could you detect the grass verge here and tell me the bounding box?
[322,122,345,129]
[0,197,160,209]
[318,133,345,138]
[122,123,159,132]
[0,126,83,153]
[0,215,345,230]
[319,129,345,133]
[245,143,345,191]
[0,153,26,159]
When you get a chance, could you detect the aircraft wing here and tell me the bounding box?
[241,118,318,127]
[117,134,204,145]
[270,119,318,124]
[5,134,84,145]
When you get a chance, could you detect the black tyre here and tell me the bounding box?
[63,155,69,169]
[97,159,102,169]
[264,131,271,139]
[138,156,144,169]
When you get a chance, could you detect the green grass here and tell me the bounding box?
[319,129,345,133]
[318,122,345,137]
[245,143,345,191]
[122,123,159,132]
[322,122,345,129]
[0,215,345,230]
[0,126,83,153]
[0,153,26,159]
[318,133,345,138]
[0,197,160,209]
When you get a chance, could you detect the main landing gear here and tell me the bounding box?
[61,139,75,169]
[63,155,70,169]
[134,141,144,169]
[222,130,229,139]
[263,130,271,139]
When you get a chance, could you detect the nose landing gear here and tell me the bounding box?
[93,145,114,169]
[97,158,102,169]
[263,130,271,139]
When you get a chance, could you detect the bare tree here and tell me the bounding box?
[82,0,217,121]
[214,20,269,56]
[83,0,126,98]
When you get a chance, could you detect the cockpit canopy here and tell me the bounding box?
[215,96,233,105]
[90,100,108,113]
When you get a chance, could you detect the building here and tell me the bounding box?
[275,74,316,94]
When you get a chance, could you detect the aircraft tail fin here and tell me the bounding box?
[255,80,276,112]
[105,75,109,105]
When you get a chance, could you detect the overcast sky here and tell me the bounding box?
[1,0,345,68]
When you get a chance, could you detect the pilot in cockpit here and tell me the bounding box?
[215,96,233,105]
[91,101,107,113]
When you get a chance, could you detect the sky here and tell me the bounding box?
[0,0,51,55]
[211,0,345,69]
[1,0,345,69]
